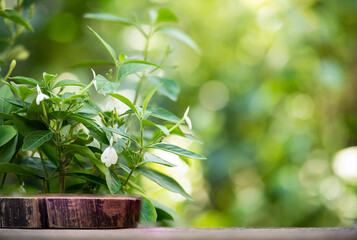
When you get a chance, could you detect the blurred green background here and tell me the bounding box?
[1,0,357,227]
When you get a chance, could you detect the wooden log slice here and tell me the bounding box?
[0,196,141,229]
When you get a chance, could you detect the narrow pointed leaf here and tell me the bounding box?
[149,143,206,160]
[61,172,107,187]
[147,76,180,101]
[53,80,86,88]
[156,27,200,53]
[146,107,181,122]
[122,60,163,69]
[108,93,138,116]
[0,163,40,177]
[142,84,162,114]
[84,12,132,26]
[137,167,192,200]
[102,126,139,146]
[9,76,40,86]
[142,119,169,136]
[88,26,118,66]
[0,10,33,31]
[139,152,176,167]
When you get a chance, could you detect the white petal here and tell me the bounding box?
[185,115,192,130]
[109,137,114,147]
[91,68,96,79]
[36,84,42,95]
[184,106,190,118]
[36,93,49,105]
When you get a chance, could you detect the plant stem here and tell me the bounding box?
[41,101,48,122]
[59,154,66,193]
[38,147,50,193]
[0,173,7,191]
[79,80,94,95]
[115,65,120,82]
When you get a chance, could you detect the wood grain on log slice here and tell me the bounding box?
[0,196,141,229]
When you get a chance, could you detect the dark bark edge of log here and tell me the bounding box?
[0,196,141,229]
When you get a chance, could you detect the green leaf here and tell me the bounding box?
[71,60,115,67]
[43,72,57,84]
[105,168,121,194]
[146,107,181,123]
[61,172,107,188]
[53,80,86,88]
[169,125,203,143]
[12,113,46,137]
[122,60,163,69]
[149,143,206,160]
[27,98,45,121]
[156,8,178,23]
[87,26,118,66]
[0,163,40,177]
[41,142,59,166]
[0,9,33,32]
[137,167,192,200]
[108,93,138,116]
[9,76,40,86]
[156,208,174,221]
[142,119,169,136]
[142,84,163,115]
[2,98,23,108]
[0,125,17,148]
[2,81,20,97]
[147,76,180,101]
[118,63,151,80]
[22,130,53,151]
[156,27,201,53]
[102,126,139,146]
[94,74,120,94]
[65,113,108,144]
[0,85,14,116]
[84,12,132,26]
[139,152,176,167]
[140,197,157,222]
[17,156,57,172]
[0,112,12,120]
[18,85,36,101]
[0,135,18,163]
[65,144,106,175]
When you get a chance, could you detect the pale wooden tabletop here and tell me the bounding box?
[0,227,356,240]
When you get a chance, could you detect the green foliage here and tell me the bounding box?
[0,4,203,225]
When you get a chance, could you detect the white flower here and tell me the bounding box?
[101,137,118,167]
[91,68,97,90]
[36,84,49,105]
[183,106,192,130]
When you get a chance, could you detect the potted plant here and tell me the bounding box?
[0,2,205,228]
